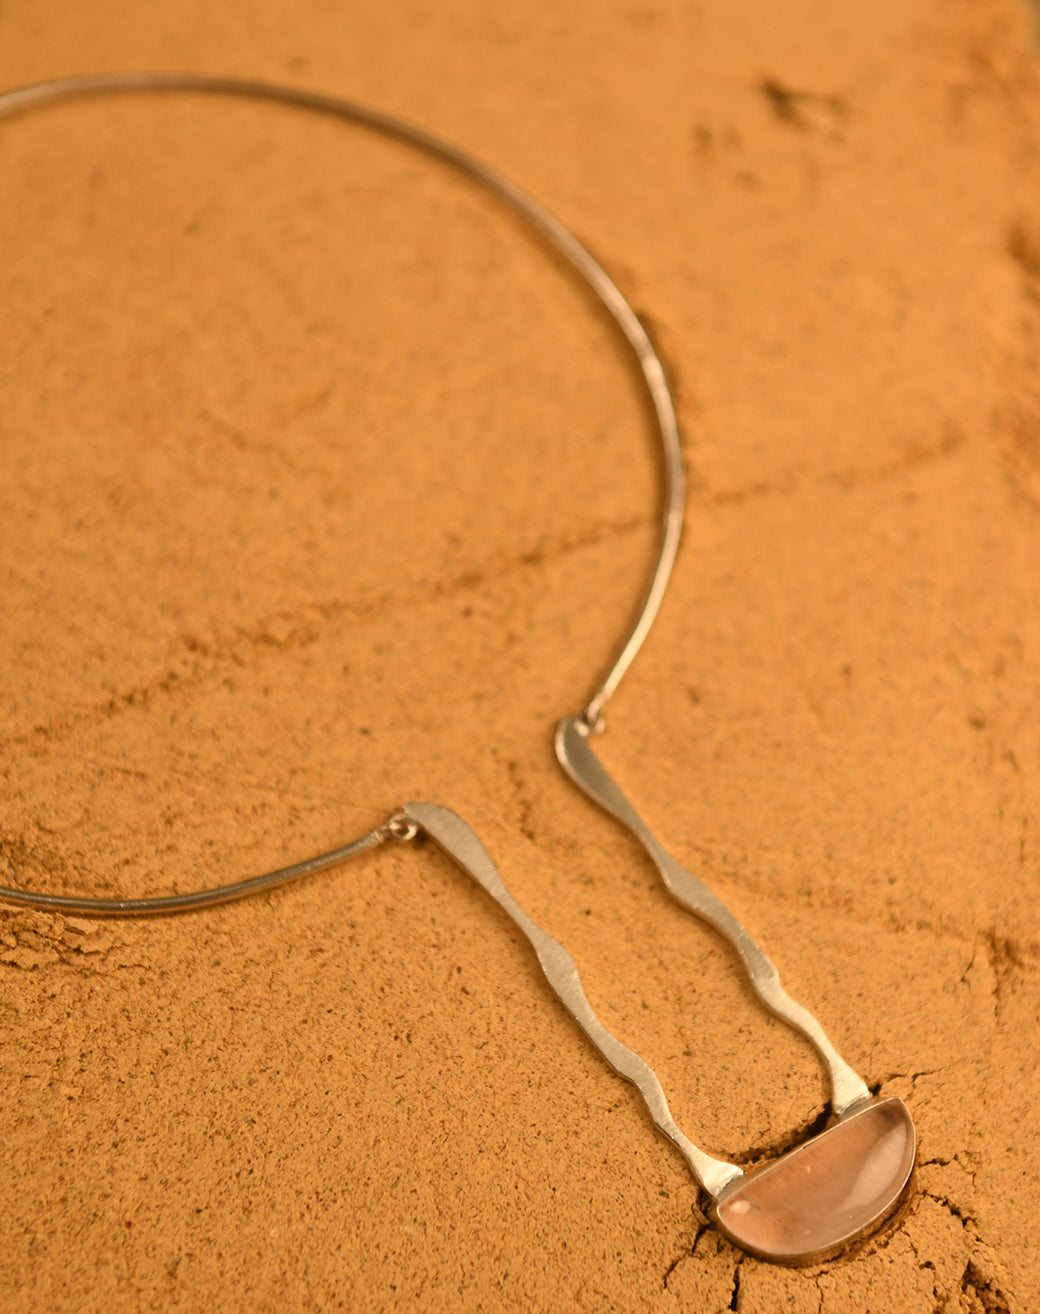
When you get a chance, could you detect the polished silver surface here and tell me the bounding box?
[0,826,390,916]
[555,716,872,1116]
[404,801,743,1197]
[0,70,683,734]
[0,69,682,915]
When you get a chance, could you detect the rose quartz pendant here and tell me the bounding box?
[713,1098,916,1263]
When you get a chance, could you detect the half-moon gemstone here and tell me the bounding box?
[713,1097,915,1263]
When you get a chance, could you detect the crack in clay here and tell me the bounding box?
[698,422,967,509]
[661,1250,686,1291]
[0,909,118,971]
[1,512,647,754]
[869,1067,945,1097]
[659,1215,711,1293]
[911,1169,1015,1313]
[982,930,1027,1019]
[504,759,536,845]
[948,1247,1012,1313]
[959,1259,1012,1314]
[923,1188,976,1232]
[727,1256,742,1311]
[655,1153,1013,1311]
[718,1102,830,1167]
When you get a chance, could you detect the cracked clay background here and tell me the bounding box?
[1,1,1038,1311]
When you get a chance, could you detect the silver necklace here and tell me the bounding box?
[0,71,914,1265]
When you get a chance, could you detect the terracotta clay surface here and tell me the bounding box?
[2,2,1039,1312]
[714,1097,916,1263]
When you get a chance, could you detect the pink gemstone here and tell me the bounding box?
[713,1097,915,1263]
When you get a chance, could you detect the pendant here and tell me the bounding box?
[400,727,914,1265]
[712,1096,915,1262]
[553,717,915,1260]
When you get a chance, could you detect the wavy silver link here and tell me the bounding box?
[403,800,743,1197]
[554,716,872,1116]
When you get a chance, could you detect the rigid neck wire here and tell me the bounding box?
[0,70,685,914]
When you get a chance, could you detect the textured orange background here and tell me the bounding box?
[1,2,1038,1311]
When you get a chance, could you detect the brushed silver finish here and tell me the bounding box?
[555,717,871,1116]
[404,801,743,1197]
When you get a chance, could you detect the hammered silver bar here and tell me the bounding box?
[554,717,871,1116]
[403,801,743,1197]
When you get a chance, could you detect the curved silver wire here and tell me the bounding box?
[0,70,684,731]
[0,71,684,915]
[0,71,688,914]
[0,828,390,916]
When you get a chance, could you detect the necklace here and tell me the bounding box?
[0,71,914,1266]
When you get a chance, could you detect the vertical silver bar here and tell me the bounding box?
[403,801,743,1197]
[555,717,871,1116]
